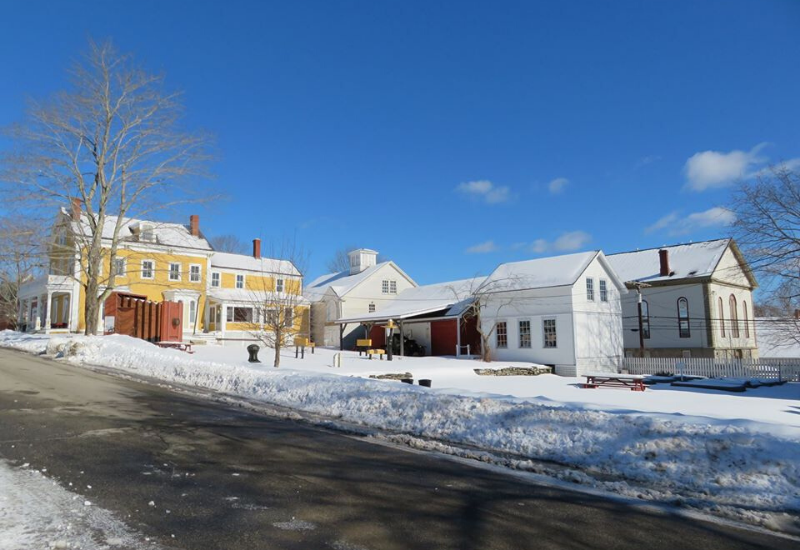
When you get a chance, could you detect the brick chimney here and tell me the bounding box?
[658,249,670,276]
[189,215,199,237]
[252,238,261,259]
[70,198,82,221]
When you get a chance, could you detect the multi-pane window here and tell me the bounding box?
[642,300,651,339]
[113,258,126,278]
[586,278,594,301]
[718,297,725,337]
[233,307,253,323]
[390,280,397,294]
[368,302,376,313]
[190,265,201,283]
[518,320,531,348]
[141,260,154,279]
[276,279,284,293]
[236,274,244,289]
[599,279,608,302]
[266,309,278,325]
[729,295,739,338]
[211,272,220,287]
[495,322,508,348]
[169,263,181,281]
[678,298,690,338]
[226,306,233,322]
[382,280,389,294]
[543,319,557,348]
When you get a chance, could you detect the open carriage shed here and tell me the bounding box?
[336,278,483,357]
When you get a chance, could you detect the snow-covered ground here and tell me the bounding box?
[0,460,157,550]
[2,331,799,533]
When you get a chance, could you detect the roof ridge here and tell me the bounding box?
[607,238,730,257]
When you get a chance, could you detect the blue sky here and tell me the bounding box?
[1,0,799,283]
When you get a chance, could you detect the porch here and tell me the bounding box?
[17,275,78,334]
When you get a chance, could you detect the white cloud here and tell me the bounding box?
[455,180,512,204]
[527,231,592,254]
[530,239,549,254]
[647,207,736,236]
[548,177,569,194]
[553,231,592,251]
[645,212,680,234]
[684,143,767,191]
[465,240,498,254]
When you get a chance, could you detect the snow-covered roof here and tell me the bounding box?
[606,239,730,284]
[755,318,800,358]
[481,251,603,292]
[210,251,300,276]
[207,288,309,305]
[305,262,414,300]
[64,208,213,251]
[337,277,484,323]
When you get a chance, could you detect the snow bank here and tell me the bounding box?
[2,332,799,531]
[0,459,157,550]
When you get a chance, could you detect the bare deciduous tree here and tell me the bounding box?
[245,239,309,367]
[0,217,46,327]
[451,276,519,362]
[1,39,213,335]
[732,166,800,343]
[210,234,248,254]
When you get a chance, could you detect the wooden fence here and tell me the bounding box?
[622,357,800,382]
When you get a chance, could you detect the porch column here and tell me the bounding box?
[456,315,462,356]
[339,323,346,351]
[220,303,227,336]
[44,291,53,332]
[399,321,404,357]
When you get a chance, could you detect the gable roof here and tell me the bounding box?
[606,239,733,284]
[210,251,300,276]
[63,208,212,251]
[481,250,621,292]
[305,261,416,300]
[337,277,483,323]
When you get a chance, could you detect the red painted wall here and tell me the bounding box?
[431,319,458,356]
[368,324,386,347]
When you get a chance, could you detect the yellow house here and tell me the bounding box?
[18,205,308,343]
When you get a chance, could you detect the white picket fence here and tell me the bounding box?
[622,357,800,382]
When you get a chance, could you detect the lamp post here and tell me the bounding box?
[385,319,397,361]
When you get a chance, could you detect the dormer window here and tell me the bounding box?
[276,279,284,293]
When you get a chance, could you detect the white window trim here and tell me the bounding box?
[543,317,558,349]
[141,259,155,280]
[189,263,202,283]
[381,280,389,294]
[211,271,221,287]
[235,274,245,289]
[599,279,608,302]
[518,318,532,349]
[586,277,594,301]
[495,319,508,349]
[168,262,182,281]
[113,257,127,278]
[276,278,284,293]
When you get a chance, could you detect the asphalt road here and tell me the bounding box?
[0,347,794,550]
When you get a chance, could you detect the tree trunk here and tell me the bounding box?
[481,334,492,362]
[84,280,99,336]
[273,339,281,368]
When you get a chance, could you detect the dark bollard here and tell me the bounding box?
[401,378,414,384]
[247,344,260,363]
[418,379,432,388]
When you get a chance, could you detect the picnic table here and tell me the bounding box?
[156,341,193,353]
[583,373,646,392]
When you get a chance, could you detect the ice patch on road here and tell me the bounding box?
[273,518,316,531]
[0,460,158,550]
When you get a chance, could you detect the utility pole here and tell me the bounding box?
[629,281,651,358]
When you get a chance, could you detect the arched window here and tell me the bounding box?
[743,300,750,338]
[729,294,739,338]
[641,300,651,339]
[718,297,725,338]
[677,298,690,338]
